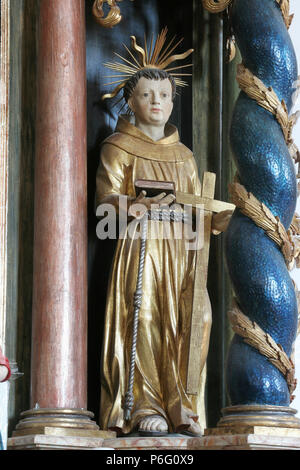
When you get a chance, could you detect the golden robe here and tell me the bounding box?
[96,116,209,434]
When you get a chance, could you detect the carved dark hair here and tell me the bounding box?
[123,68,176,103]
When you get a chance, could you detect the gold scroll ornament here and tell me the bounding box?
[92,0,134,28]
[202,0,232,13]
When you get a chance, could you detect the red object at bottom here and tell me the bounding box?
[0,347,11,382]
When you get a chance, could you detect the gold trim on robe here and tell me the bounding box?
[96,116,210,434]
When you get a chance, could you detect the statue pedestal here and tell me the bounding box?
[102,435,193,450]
[196,405,300,450]
[7,433,114,450]
[8,410,116,450]
[7,434,193,451]
[7,431,300,450]
[189,427,300,450]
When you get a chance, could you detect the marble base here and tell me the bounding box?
[205,425,300,437]
[188,433,300,450]
[7,434,193,451]
[7,434,113,450]
[7,431,300,451]
[102,435,193,450]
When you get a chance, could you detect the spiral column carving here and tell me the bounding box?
[203,0,300,427]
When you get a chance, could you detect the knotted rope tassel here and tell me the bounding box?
[123,214,148,421]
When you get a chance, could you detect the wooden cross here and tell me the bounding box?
[176,172,235,395]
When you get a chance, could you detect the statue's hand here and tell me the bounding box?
[211,210,233,235]
[128,191,176,219]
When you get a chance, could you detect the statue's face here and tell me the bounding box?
[128,77,173,127]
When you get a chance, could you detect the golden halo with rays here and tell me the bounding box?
[101,27,194,101]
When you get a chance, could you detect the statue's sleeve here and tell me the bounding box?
[95,142,131,208]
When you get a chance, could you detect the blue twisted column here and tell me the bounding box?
[203,0,300,428]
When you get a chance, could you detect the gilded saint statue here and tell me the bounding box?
[95,29,232,437]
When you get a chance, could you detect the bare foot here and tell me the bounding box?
[138,414,168,435]
[186,420,202,436]
[176,419,203,436]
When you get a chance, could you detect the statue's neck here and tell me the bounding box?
[133,119,166,142]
